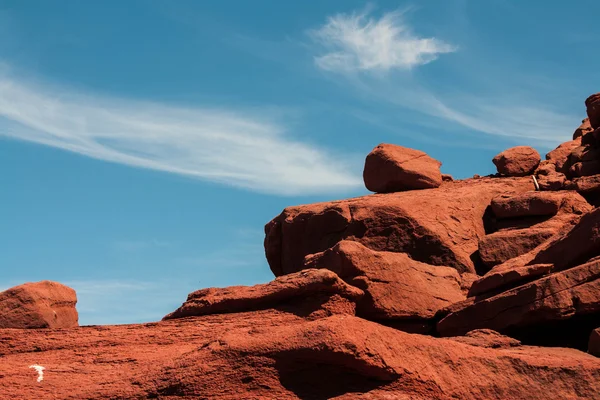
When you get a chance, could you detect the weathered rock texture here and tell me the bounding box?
[0,281,78,329]
[477,191,591,269]
[303,241,465,331]
[265,177,533,277]
[163,269,363,320]
[363,143,442,192]
[586,93,600,129]
[493,146,541,176]
[1,313,599,399]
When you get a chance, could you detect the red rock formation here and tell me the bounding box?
[303,240,465,331]
[438,258,600,338]
[265,177,533,276]
[1,313,599,399]
[493,146,541,176]
[7,98,600,399]
[573,118,593,139]
[586,93,600,129]
[163,269,363,320]
[477,191,591,268]
[590,328,600,357]
[0,281,78,329]
[363,143,442,192]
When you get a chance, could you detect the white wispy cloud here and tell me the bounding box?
[310,9,456,73]
[309,9,578,146]
[0,71,361,196]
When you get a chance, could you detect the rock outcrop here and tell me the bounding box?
[163,269,363,320]
[0,281,78,329]
[477,191,591,269]
[586,93,600,129]
[5,94,600,399]
[265,177,533,277]
[2,313,599,399]
[492,146,541,176]
[303,240,465,332]
[363,143,442,192]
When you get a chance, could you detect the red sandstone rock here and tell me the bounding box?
[478,191,590,269]
[442,173,454,182]
[490,191,589,219]
[493,146,541,176]
[0,281,78,329]
[363,144,442,193]
[546,138,581,173]
[586,93,600,129]
[572,174,600,193]
[469,264,553,296]
[1,313,599,399]
[163,269,363,320]
[449,329,521,349]
[303,241,465,328]
[530,207,600,269]
[478,228,556,268]
[437,258,600,337]
[574,118,593,139]
[265,177,533,276]
[590,328,600,357]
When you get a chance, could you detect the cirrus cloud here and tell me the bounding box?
[310,9,456,73]
[0,71,361,196]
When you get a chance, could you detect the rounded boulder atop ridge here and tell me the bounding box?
[363,143,442,193]
[492,146,540,176]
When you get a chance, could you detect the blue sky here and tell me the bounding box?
[0,0,597,325]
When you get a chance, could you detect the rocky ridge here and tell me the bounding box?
[2,94,600,399]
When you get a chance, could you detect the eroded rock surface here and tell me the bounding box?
[0,281,78,329]
[363,143,442,193]
[164,269,363,320]
[1,313,599,400]
[265,177,533,276]
[303,241,465,331]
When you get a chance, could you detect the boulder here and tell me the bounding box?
[303,241,465,329]
[573,118,593,139]
[493,146,541,176]
[590,328,600,357]
[586,93,600,129]
[546,138,581,173]
[163,269,363,321]
[265,177,533,276]
[363,144,442,193]
[0,281,78,329]
[437,258,600,338]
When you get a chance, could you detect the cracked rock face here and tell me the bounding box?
[303,240,465,332]
[437,258,600,337]
[163,269,364,321]
[265,177,533,276]
[0,281,78,329]
[363,143,443,193]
